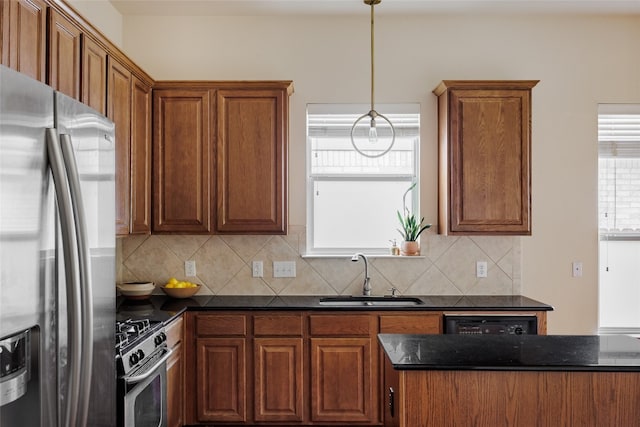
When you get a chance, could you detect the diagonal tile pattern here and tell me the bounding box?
[117,229,521,296]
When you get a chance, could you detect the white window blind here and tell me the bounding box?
[598,104,640,238]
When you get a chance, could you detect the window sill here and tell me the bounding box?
[301,253,425,259]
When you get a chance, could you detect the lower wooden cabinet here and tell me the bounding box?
[309,314,378,424]
[165,316,184,427]
[196,337,247,422]
[253,313,304,422]
[310,337,374,423]
[184,310,551,426]
[254,338,304,422]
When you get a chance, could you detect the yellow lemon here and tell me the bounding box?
[168,277,178,285]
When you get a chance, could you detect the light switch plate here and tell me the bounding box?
[185,260,197,277]
[273,261,296,278]
[252,261,263,278]
[476,261,488,278]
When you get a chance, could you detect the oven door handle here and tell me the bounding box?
[124,348,173,384]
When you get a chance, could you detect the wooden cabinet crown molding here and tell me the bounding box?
[434,79,539,236]
[154,80,294,94]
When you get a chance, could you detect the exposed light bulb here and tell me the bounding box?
[368,117,378,143]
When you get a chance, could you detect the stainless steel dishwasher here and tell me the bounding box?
[443,314,538,335]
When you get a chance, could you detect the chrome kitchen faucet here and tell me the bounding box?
[351,253,371,296]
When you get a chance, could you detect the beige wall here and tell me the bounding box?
[109,11,640,334]
[65,0,124,47]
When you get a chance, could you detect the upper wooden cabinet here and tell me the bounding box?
[216,88,289,234]
[153,88,213,233]
[433,80,538,235]
[1,0,154,235]
[108,57,132,236]
[0,0,6,66]
[81,36,107,114]
[130,75,152,234]
[153,81,293,235]
[3,0,47,81]
[48,8,81,100]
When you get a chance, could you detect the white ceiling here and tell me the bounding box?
[108,0,640,16]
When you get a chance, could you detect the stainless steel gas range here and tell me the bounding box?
[116,319,171,427]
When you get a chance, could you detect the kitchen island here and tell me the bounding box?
[379,334,640,427]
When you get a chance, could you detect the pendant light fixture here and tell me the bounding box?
[350,0,396,158]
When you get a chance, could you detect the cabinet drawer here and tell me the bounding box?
[379,314,441,334]
[195,314,247,337]
[309,315,372,336]
[165,315,184,348]
[254,314,303,336]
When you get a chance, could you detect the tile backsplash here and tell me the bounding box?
[117,226,521,296]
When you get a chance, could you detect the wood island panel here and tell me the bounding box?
[384,359,640,427]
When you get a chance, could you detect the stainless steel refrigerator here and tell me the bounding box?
[0,65,116,426]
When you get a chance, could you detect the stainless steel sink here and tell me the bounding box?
[318,296,424,307]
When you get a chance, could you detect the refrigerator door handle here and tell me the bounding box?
[45,129,83,427]
[60,134,94,427]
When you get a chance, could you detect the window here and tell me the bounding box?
[598,104,640,334]
[306,104,420,255]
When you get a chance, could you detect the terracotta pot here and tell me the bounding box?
[400,240,420,256]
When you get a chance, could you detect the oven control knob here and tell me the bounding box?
[154,332,166,346]
[129,353,139,366]
[137,349,145,360]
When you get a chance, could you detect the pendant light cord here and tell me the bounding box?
[370,0,375,113]
[350,0,395,159]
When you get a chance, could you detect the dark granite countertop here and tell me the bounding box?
[378,334,640,372]
[116,294,552,326]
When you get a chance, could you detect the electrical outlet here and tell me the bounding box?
[273,261,296,278]
[252,261,263,278]
[185,260,197,277]
[476,261,488,278]
[572,261,583,277]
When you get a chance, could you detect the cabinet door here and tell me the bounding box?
[81,36,106,115]
[130,75,152,234]
[48,9,81,100]
[107,57,132,235]
[167,340,183,427]
[196,337,246,423]
[254,338,304,422]
[153,89,213,233]
[6,0,47,81]
[434,80,537,235]
[166,316,184,427]
[0,0,7,66]
[216,88,287,234]
[379,314,441,334]
[310,337,375,423]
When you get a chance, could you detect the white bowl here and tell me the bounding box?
[117,282,154,292]
[117,282,155,299]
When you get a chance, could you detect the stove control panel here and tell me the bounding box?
[116,320,168,376]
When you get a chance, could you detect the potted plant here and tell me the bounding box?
[397,183,431,256]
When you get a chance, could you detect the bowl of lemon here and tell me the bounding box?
[161,277,201,298]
